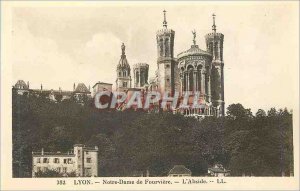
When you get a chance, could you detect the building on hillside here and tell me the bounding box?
[168,165,192,177]
[32,144,98,177]
[92,81,113,96]
[13,80,30,95]
[115,11,225,118]
[116,43,132,92]
[73,83,92,104]
[133,63,149,89]
[207,164,230,177]
[12,80,91,104]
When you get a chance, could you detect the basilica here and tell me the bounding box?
[13,11,225,118]
[115,11,225,118]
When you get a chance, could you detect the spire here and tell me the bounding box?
[163,10,167,28]
[212,13,216,32]
[192,30,196,45]
[121,43,126,57]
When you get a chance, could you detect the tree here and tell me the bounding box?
[12,93,294,177]
[34,169,62,177]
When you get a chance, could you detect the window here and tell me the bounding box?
[43,158,48,163]
[123,82,127,87]
[85,168,92,177]
[159,39,163,56]
[56,167,61,173]
[64,159,67,164]
[53,158,60,163]
[68,158,72,164]
[36,158,41,163]
[86,158,92,163]
[37,167,41,172]
[165,38,169,56]
[63,167,67,173]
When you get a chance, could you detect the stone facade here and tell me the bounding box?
[12,80,91,104]
[92,81,113,96]
[115,11,225,118]
[155,11,180,95]
[133,63,149,88]
[32,144,98,177]
[116,43,132,92]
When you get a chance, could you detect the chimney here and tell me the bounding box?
[27,81,30,89]
[73,83,76,91]
[41,148,44,155]
[59,87,62,92]
[41,84,43,91]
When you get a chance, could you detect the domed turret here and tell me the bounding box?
[117,43,130,70]
[116,43,132,92]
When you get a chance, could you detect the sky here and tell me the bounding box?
[11,1,299,113]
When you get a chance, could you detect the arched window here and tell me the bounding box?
[140,71,144,85]
[214,42,218,59]
[187,65,194,91]
[136,71,139,84]
[189,69,193,91]
[197,65,202,91]
[159,39,163,56]
[165,38,169,57]
[209,42,213,53]
[205,72,209,94]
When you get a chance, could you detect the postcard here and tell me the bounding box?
[1,1,299,190]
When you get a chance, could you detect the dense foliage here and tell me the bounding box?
[12,93,293,177]
[34,169,76,177]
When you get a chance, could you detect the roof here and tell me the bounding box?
[14,80,29,89]
[92,81,113,88]
[168,165,191,175]
[74,83,91,93]
[117,43,130,70]
[177,45,212,59]
[117,56,130,70]
[30,89,73,96]
[133,63,149,69]
[208,167,230,173]
[32,151,75,157]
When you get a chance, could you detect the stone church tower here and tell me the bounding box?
[116,43,132,92]
[156,10,180,95]
[205,14,225,116]
[133,63,149,88]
